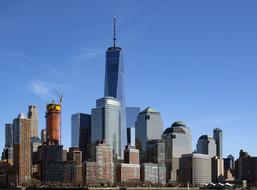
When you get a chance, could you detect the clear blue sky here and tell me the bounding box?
[0,1,257,159]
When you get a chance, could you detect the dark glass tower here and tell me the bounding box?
[104,17,126,157]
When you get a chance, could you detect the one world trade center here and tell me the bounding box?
[104,17,126,158]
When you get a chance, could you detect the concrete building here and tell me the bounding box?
[146,139,165,165]
[135,107,164,162]
[235,150,257,186]
[115,145,140,184]
[178,153,212,186]
[45,103,61,145]
[83,141,114,185]
[28,105,39,138]
[162,121,192,183]
[71,113,92,161]
[140,163,166,185]
[91,97,121,159]
[212,156,224,183]
[213,128,222,159]
[197,135,216,157]
[67,147,82,185]
[13,113,31,187]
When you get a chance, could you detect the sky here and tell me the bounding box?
[0,1,257,158]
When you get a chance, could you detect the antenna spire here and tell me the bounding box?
[113,15,116,47]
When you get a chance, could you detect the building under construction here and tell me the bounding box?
[45,102,61,145]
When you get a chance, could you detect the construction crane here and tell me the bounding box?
[55,89,63,145]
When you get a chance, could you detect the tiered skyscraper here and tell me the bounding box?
[104,17,126,156]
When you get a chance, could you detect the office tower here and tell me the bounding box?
[71,113,91,161]
[3,123,14,162]
[196,135,216,157]
[178,153,212,186]
[213,128,222,158]
[162,121,192,182]
[83,141,114,185]
[13,113,31,186]
[212,156,224,183]
[45,103,61,145]
[41,129,46,144]
[224,155,235,171]
[5,123,13,148]
[28,105,39,137]
[115,145,140,184]
[91,97,121,159]
[126,107,140,128]
[104,17,126,156]
[140,163,166,185]
[67,147,82,185]
[135,107,164,162]
[235,150,257,186]
[127,127,135,147]
[146,139,165,164]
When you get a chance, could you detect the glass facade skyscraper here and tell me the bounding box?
[104,18,126,157]
[91,97,121,159]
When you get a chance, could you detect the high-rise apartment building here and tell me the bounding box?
[45,103,61,145]
[196,135,216,157]
[13,113,31,186]
[135,107,164,162]
[127,127,135,147]
[28,105,39,137]
[104,17,126,157]
[67,147,82,185]
[213,128,222,159]
[162,121,192,182]
[71,113,91,161]
[146,139,165,164]
[91,97,121,159]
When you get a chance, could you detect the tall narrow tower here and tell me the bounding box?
[104,17,126,157]
[45,102,61,145]
[28,105,39,137]
[213,128,223,158]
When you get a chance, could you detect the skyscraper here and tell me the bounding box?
[13,113,31,186]
[71,113,91,161]
[135,107,164,162]
[5,123,13,148]
[126,107,140,147]
[213,128,223,159]
[104,17,126,156]
[28,105,39,137]
[162,121,192,182]
[91,97,121,159]
[196,135,217,157]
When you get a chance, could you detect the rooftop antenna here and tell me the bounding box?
[113,14,116,47]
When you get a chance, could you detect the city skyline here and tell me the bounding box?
[1,1,257,158]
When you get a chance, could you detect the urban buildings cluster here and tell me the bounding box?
[0,19,257,188]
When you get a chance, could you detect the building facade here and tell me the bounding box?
[71,113,92,161]
[140,163,166,185]
[135,107,164,162]
[13,113,31,186]
[28,105,39,138]
[213,128,222,158]
[104,17,126,157]
[179,153,212,186]
[162,121,192,183]
[196,135,216,157]
[91,97,121,159]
